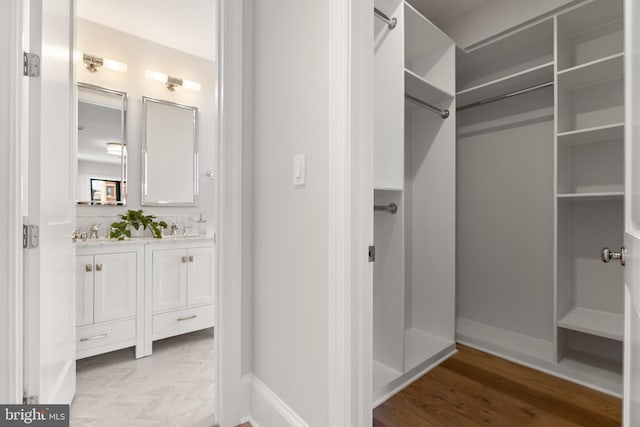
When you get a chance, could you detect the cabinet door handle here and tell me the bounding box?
[177,314,197,322]
[95,264,103,272]
[85,264,93,272]
[182,256,189,263]
[80,333,107,342]
[188,255,194,262]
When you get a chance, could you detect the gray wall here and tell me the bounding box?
[251,0,330,424]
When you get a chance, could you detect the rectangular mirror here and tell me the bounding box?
[77,83,127,206]
[142,97,198,206]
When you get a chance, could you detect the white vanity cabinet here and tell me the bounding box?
[75,244,144,359]
[144,239,215,355]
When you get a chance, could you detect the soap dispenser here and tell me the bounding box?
[195,214,207,235]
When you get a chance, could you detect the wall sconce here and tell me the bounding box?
[106,142,126,156]
[78,52,127,73]
[145,70,201,92]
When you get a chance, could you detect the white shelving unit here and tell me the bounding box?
[455,0,625,396]
[373,0,456,406]
[555,0,625,387]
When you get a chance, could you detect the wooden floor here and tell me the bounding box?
[374,344,622,427]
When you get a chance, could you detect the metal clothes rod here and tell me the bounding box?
[374,7,397,30]
[405,94,450,119]
[374,203,398,214]
[457,81,554,112]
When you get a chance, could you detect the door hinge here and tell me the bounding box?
[23,391,38,404]
[23,224,39,249]
[368,245,375,262]
[23,52,40,77]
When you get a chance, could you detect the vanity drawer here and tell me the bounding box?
[152,304,215,341]
[76,319,136,356]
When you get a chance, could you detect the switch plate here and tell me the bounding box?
[293,154,306,186]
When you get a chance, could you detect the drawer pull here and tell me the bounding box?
[85,264,93,272]
[177,314,197,322]
[182,256,189,263]
[188,255,194,262]
[95,264,103,272]
[80,333,107,342]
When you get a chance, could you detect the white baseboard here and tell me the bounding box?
[246,374,310,427]
[456,316,622,397]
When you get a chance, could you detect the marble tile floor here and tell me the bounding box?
[71,328,215,427]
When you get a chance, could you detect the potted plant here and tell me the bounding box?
[109,209,168,240]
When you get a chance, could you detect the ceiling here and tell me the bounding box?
[77,0,216,61]
[408,0,495,28]
[78,101,123,165]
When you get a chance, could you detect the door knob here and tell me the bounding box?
[601,247,626,266]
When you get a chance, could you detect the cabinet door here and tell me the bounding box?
[94,252,137,323]
[153,248,188,312]
[187,246,216,305]
[76,255,94,326]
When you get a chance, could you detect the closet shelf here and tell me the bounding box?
[557,123,624,146]
[373,359,402,392]
[404,328,454,372]
[456,61,554,107]
[558,306,623,341]
[404,2,452,66]
[405,69,453,108]
[557,53,624,90]
[557,192,624,201]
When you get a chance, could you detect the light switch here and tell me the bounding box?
[293,154,306,186]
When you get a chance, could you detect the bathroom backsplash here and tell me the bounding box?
[76,214,215,239]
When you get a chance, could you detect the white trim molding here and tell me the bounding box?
[217,0,250,425]
[0,0,25,404]
[247,374,310,427]
[327,0,374,426]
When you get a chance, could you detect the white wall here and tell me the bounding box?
[250,0,330,425]
[442,0,577,49]
[75,19,217,222]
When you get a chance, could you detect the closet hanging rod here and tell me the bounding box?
[374,203,398,214]
[457,81,554,112]
[374,7,397,30]
[405,94,450,119]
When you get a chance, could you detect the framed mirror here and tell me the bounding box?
[142,97,198,206]
[77,83,127,206]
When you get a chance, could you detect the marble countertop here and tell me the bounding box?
[76,234,214,247]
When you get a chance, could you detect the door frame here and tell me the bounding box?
[0,0,25,404]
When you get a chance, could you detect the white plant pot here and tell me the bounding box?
[129,227,147,238]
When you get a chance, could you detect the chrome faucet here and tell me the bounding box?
[170,222,180,236]
[90,224,100,239]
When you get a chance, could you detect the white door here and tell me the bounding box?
[24,0,76,404]
[94,252,137,323]
[187,246,216,305]
[624,0,640,424]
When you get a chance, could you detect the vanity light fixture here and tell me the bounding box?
[106,142,125,156]
[145,69,201,92]
[79,52,128,73]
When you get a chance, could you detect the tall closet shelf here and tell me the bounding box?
[557,192,624,201]
[373,359,402,392]
[456,61,553,106]
[404,2,452,65]
[557,53,623,90]
[404,68,453,107]
[557,307,623,341]
[404,328,454,372]
[557,123,624,146]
